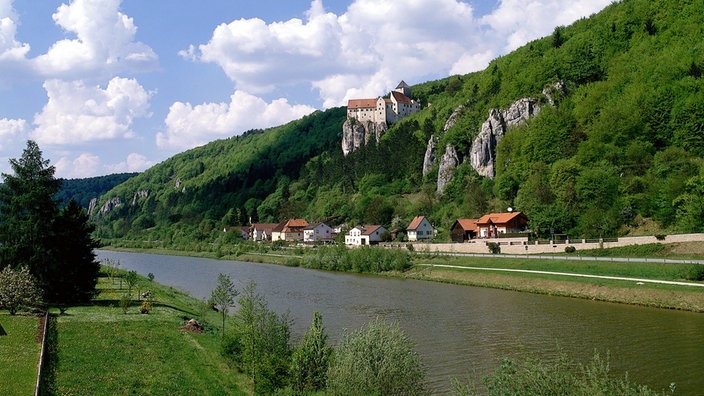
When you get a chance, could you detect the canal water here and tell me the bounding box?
[96,250,704,394]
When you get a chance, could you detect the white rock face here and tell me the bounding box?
[470,98,541,178]
[437,144,460,194]
[341,119,387,156]
[422,135,437,177]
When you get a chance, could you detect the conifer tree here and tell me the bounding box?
[0,140,100,308]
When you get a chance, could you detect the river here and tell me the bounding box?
[96,250,704,394]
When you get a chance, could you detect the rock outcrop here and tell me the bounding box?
[341,119,387,156]
[132,190,149,206]
[424,104,464,178]
[437,144,460,194]
[470,97,541,178]
[99,197,122,214]
[422,135,437,177]
[88,198,98,216]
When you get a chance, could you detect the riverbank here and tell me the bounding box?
[101,242,704,312]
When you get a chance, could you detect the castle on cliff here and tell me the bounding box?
[346,81,421,125]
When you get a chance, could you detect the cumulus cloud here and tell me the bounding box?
[0,117,26,148]
[33,0,157,79]
[158,90,316,150]
[107,152,154,173]
[31,77,152,145]
[188,0,612,107]
[55,152,101,178]
[0,0,29,60]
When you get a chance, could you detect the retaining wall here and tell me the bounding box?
[395,233,704,255]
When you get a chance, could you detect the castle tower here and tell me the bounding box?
[394,80,411,97]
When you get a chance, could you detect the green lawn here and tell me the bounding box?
[0,314,41,396]
[45,274,250,395]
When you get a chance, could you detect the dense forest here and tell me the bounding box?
[87,0,704,244]
[56,173,138,208]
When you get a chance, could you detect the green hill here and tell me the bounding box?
[92,0,704,243]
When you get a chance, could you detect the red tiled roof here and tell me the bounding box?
[391,91,412,104]
[455,219,479,231]
[476,212,526,226]
[251,223,277,232]
[407,215,427,231]
[347,98,378,109]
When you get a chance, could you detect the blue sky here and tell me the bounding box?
[0,0,611,178]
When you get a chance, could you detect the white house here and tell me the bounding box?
[250,223,277,241]
[303,222,334,243]
[406,215,434,241]
[345,225,388,246]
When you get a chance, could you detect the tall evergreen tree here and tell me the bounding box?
[0,140,100,307]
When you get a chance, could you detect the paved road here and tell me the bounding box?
[416,263,704,288]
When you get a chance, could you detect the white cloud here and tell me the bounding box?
[31,77,152,145]
[189,0,612,108]
[0,0,29,61]
[55,152,101,178]
[158,90,316,150]
[32,0,157,79]
[107,152,154,173]
[482,0,613,52]
[0,117,26,149]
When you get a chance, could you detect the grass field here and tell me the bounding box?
[0,314,41,396]
[43,274,250,395]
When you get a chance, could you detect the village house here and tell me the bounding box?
[303,222,334,243]
[476,212,529,238]
[450,219,479,243]
[406,215,434,242]
[346,81,421,125]
[250,223,278,241]
[271,219,309,242]
[345,225,388,246]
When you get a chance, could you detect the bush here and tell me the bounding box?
[139,301,152,314]
[682,265,704,281]
[487,242,501,254]
[655,234,667,241]
[565,246,577,253]
[119,294,131,314]
[327,318,427,395]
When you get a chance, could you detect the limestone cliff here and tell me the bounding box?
[470,97,541,178]
[437,144,460,194]
[423,104,464,177]
[341,119,387,156]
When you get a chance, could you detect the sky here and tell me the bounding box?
[0,0,612,179]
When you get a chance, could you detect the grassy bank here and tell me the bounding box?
[43,272,250,395]
[0,314,41,395]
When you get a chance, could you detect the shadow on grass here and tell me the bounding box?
[39,314,58,395]
[63,300,198,317]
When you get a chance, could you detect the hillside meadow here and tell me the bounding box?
[41,273,250,395]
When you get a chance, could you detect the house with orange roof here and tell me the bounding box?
[271,218,309,242]
[345,225,388,246]
[450,219,479,243]
[406,215,434,241]
[476,212,528,238]
[346,81,421,125]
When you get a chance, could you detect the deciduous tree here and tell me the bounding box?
[0,266,41,315]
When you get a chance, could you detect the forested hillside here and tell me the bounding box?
[92,0,704,243]
[57,173,138,208]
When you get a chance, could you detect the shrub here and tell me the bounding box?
[327,318,427,395]
[487,242,501,254]
[682,265,704,281]
[119,294,131,314]
[565,246,577,253]
[655,234,667,241]
[139,301,152,314]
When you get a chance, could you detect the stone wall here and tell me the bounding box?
[392,233,704,255]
